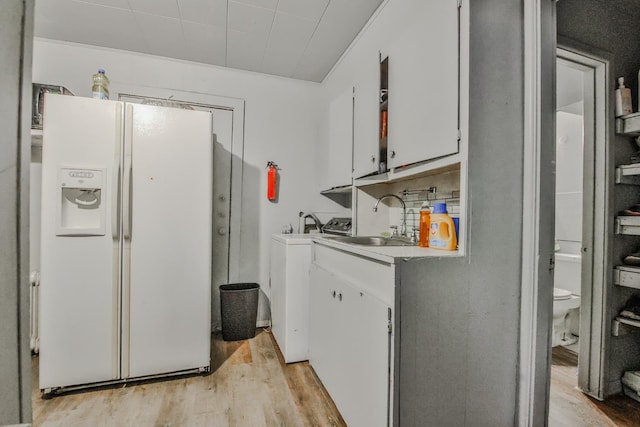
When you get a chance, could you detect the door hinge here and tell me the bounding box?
[457,0,462,9]
[457,129,462,141]
[387,308,393,334]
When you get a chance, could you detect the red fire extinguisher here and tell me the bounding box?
[267,161,278,201]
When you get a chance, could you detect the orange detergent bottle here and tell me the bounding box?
[418,205,430,247]
[428,203,457,250]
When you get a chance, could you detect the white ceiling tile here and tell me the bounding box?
[261,12,316,77]
[230,0,278,11]
[267,11,315,50]
[178,0,227,27]
[226,29,269,73]
[182,21,226,66]
[276,0,329,21]
[228,1,274,34]
[36,0,149,53]
[134,12,186,58]
[261,49,299,78]
[293,49,335,82]
[76,0,131,9]
[34,0,384,82]
[294,0,382,81]
[129,0,180,18]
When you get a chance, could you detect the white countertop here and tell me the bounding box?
[312,235,461,264]
[271,233,315,245]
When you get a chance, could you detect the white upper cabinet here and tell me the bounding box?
[327,87,354,189]
[353,51,382,179]
[387,0,460,169]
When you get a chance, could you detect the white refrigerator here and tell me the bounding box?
[39,94,212,393]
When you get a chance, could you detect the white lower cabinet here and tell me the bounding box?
[309,244,393,427]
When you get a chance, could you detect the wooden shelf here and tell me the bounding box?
[31,128,43,147]
[615,216,640,235]
[616,112,640,137]
[613,316,640,337]
[616,164,640,185]
[614,265,640,289]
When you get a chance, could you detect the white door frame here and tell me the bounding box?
[114,84,245,285]
[556,48,610,401]
[520,0,556,424]
[520,2,611,424]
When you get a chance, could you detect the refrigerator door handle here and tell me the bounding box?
[112,104,123,241]
[123,104,133,241]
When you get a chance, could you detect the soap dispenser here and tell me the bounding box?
[616,76,633,117]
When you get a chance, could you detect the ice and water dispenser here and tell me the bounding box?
[56,167,106,236]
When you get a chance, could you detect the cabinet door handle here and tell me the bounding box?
[338,293,343,302]
[332,290,336,298]
[390,150,396,159]
[370,155,376,163]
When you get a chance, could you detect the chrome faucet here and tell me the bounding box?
[300,212,323,233]
[373,194,407,237]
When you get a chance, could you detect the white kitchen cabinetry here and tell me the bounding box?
[309,243,394,427]
[326,87,354,189]
[387,0,460,169]
[353,52,382,179]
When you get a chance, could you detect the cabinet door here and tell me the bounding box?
[308,264,342,394]
[353,52,381,178]
[309,263,391,427]
[387,0,459,168]
[327,87,354,189]
[334,279,391,427]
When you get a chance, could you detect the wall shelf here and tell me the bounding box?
[320,185,352,208]
[31,128,43,147]
[615,216,640,235]
[616,112,640,137]
[614,265,640,289]
[616,164,640,185]
[613,316,640,337]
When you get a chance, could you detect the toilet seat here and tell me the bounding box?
[554,287,573,300]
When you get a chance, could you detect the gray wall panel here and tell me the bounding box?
[397,1,525,425]
[0,0,33,424]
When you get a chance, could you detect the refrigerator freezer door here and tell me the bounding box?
[39,95,122,389]
[126,104,212,377]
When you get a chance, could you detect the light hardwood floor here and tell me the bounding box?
[32,329,345,427]
[549,346,640,427]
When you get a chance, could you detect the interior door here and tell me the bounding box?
[210,107,234,329]
[125,103,212,377]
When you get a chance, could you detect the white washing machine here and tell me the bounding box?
[269,234,313,363]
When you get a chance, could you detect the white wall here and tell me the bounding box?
[555,111,584,254]
[32,39,343,323]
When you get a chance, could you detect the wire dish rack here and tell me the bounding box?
[400,188,460,208]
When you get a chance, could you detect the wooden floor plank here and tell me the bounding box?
[32,329,342,427]
[549,346,640,427]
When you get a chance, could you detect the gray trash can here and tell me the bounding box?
[219,283,260,341]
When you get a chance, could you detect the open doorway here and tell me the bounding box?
[548,48,610,425]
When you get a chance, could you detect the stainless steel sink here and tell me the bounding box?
[330,235,415,247]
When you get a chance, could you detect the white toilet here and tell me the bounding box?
[553,251,581,347]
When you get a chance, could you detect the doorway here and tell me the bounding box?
[548,49,610,425]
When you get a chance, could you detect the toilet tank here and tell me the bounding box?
[554,252,582,295]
